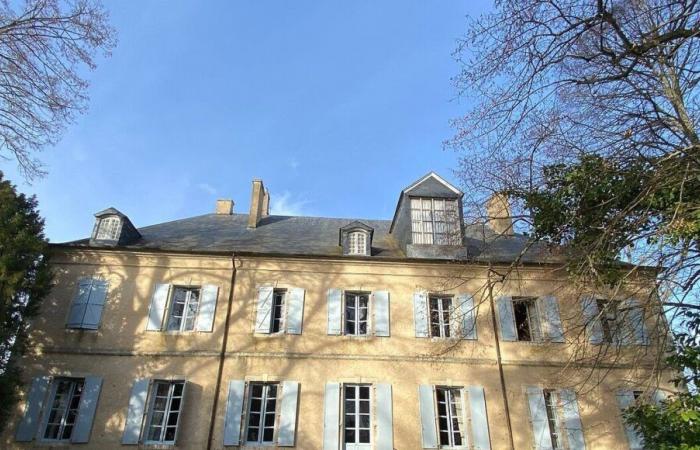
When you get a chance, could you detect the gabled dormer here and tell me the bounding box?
[339,221,374,256]
[389,172,467,259]
[90,207,141,246]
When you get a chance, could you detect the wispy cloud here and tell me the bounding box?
[270,191,310,216]
[289,158,300,171]
[197,182,217,195]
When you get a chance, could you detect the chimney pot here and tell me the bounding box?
[216,199,234,215]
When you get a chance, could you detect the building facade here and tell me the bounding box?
[3,173,668,449]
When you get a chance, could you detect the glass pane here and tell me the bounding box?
[264,414,275,427]
[164,427,177,441]
[359,386,370,399]
[359,429,370,443]
[360,415,370,428]
[251,384,263,397]
[359,401,369,413]
[167,411,179,426]
[263,428,274,442]
[345,400,355,413]
[345,414,356,427]
[345,429,355,443]
[247,427,259,442]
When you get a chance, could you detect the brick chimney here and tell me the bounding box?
[248,179,266,228]
[486,192,513,236]
[215,199,234,215]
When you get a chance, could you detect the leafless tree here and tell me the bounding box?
[0,0,115,178]
[446,0,700,390]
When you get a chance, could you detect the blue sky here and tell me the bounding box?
[3,1,491,243]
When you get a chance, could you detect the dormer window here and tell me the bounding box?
[95,216,121,240]
[339,221,373,256]
[410,197,460,245]
[90,207,141,246]
[348,231,367,255]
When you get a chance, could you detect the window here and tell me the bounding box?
[95,216,121,240]
[271,290,286,333]
[436,387,465,448]
[513,298,541,342]
[144,381,185,444]
[430,296,452,338]
[543,390,562,449]
[42,378,84,441]
[597,299,621,343]
[410,198,460,245]
[348,231,367,255]
[245,383,278,444]
[66,278,109,330]
[345,292,369,336]
[344,384,371,446]
[166,287,200,332]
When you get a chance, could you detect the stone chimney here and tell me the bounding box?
[215,199,234,215]
[262,189,270,218]
[248,179,266,228]
[486,192,513,236]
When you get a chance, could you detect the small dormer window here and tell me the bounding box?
[410,197,461,245]
[348,231,367,255]
[95,217,121,240]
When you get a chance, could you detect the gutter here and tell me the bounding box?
[206,252,237,450]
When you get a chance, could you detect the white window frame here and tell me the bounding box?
[344,292,371,336]
[342,384,372,448]
[40,378,85,442]
[435,386,467,449]
[512,297,542,342]
[429,296,453,338]
[143,380,185,445]
[410,197,460,245]
[95,216,121,240]
[270,289,286,334]
[165,286,201,332]
[244,382,279,445]
[348,231,368,255]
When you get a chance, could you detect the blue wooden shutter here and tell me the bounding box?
[497,297,517,341]
[255,286,274,333]
[539,296,564,343]
[122,378,149,444]
[526,386,553,450]
[559,389,586,450]
[581,296,603,344]
[71,376,103,443]
[195,284,218,332]
[373,291,390,337]
[223,380,245,446]
[15,376,51,441]
[327,289,342,335]
[617,390,644,449]
[82,280,109,330]
[413,291,429,338]
[322,382,341,450]
[418,385,438,448]
[278,381,299,446]
[468,386,491,449]
[623,299,648,345]
[375,384,393,450]
[66,279,92,328]
[286,288,305,335]
[146,284,170,331]
[458,294,477,340]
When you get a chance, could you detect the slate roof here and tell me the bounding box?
[60,212,560,264]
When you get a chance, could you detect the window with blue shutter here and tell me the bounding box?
[16,375,103,444]
[413,292,429,338]
[373,291,390,337]
[66,278,109,330]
